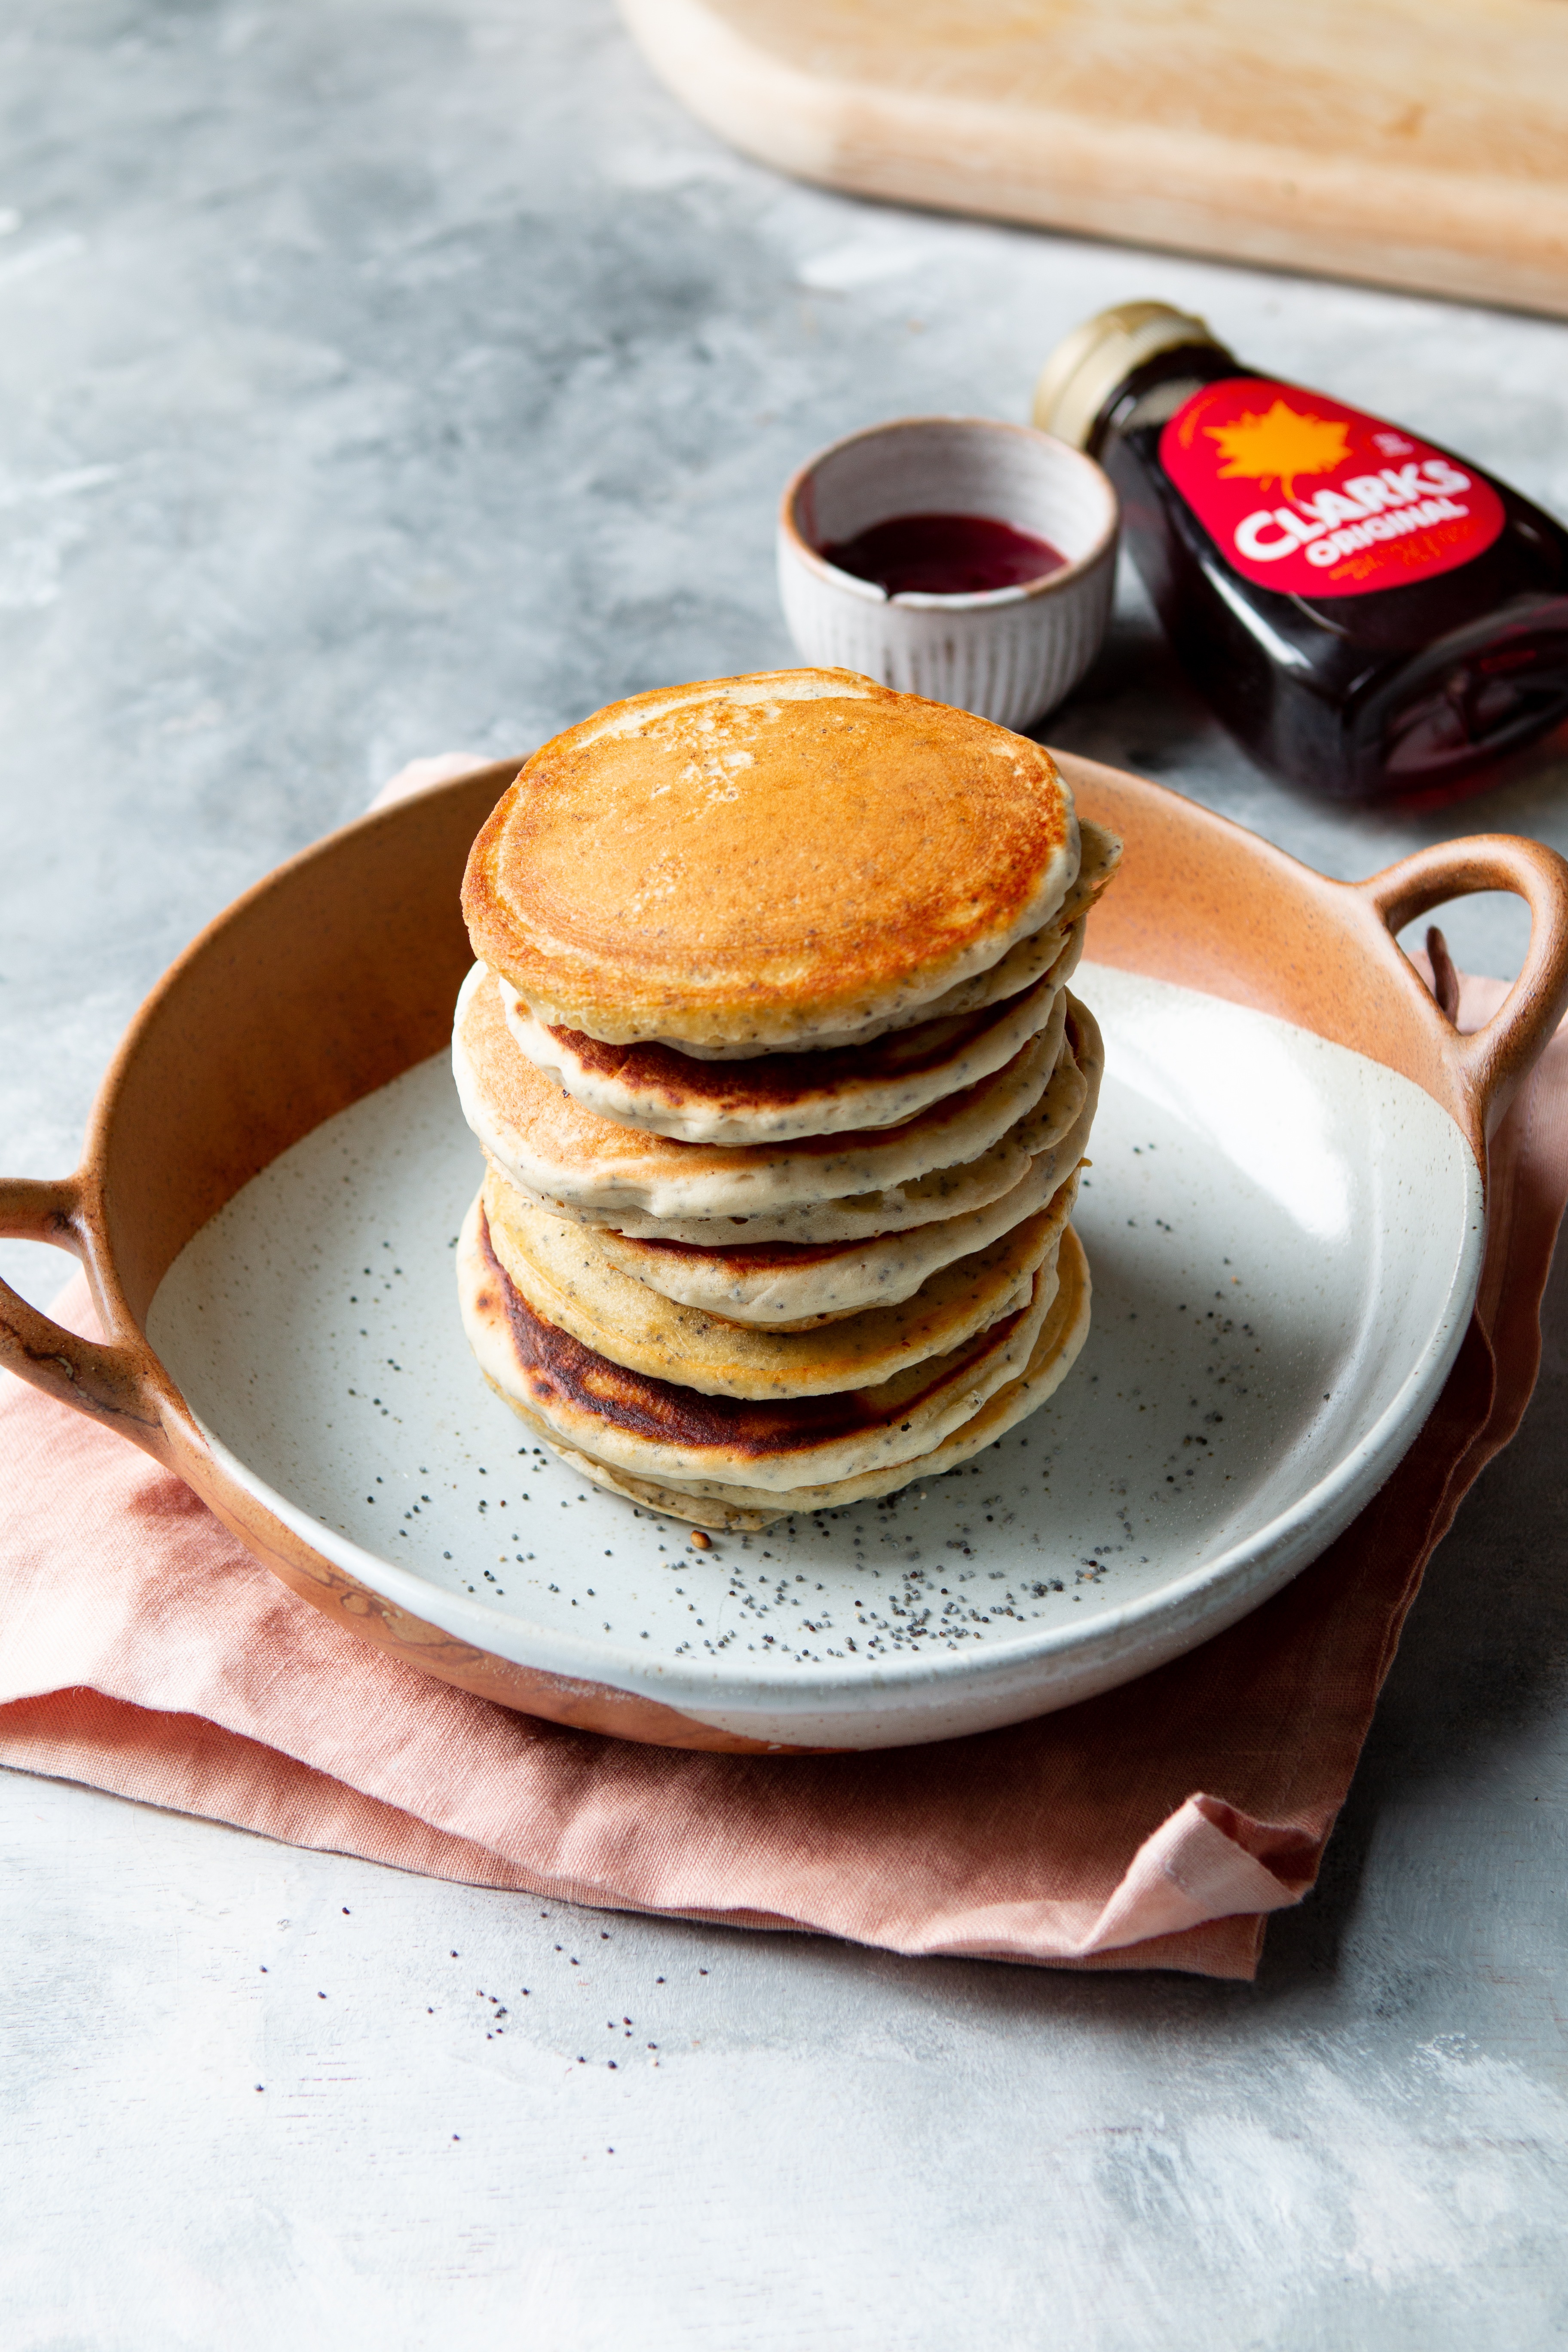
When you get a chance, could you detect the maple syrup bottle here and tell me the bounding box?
[1034,302,1568,804]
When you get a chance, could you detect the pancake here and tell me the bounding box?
[457,1190,1062,1492]
[584,998,1100,1320]
[562,1128,1033,1246]
[854,815,1116,1049]
[592,1110,1092,1326]
[454,962,1063,1225]
[552,990,1101,1249]
[482,1161,1076,1396]
[1018,990,1102,1154]
[498,953,1068,1144]
[553,1224,1093,1528]
[461,670,1080,1054]
[512,814,1113,1065]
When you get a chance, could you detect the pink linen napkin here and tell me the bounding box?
[3,928,1562,1976]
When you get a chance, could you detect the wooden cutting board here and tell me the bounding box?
[619,0,1568,319]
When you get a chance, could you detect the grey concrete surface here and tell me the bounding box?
[3,3,1567,2344]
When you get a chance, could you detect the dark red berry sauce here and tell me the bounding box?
[819,511,1068,597]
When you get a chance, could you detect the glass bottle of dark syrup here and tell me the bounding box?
[1034,302,1568,805]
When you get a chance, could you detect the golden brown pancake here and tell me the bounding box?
[870,815,1116,1047]
[590,1112,1090,1325]
[457,1191,1062,1492]
[547,992,1102,1250]
[454,962,1062,1223]
[554,1225,1092,1528]
[1018,990,1102,1155]
[544,1127,1035,1246]
[581,998,1101,1321]
[498,950,1068,1144]
[482,1161,1075,1396]
[461,670,1079,1053]
[502,815,1114,1077]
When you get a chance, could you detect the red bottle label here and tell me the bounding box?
[1159,377,1506,598]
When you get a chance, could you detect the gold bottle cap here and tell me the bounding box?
[1032,301,1220,450]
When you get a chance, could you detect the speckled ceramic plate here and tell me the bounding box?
[5,756,1567,1750]
[142,961,1479,1748]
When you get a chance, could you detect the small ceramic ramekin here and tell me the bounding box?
[777,416,1119,732]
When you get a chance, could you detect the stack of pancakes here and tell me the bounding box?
[452,668,1119,1532]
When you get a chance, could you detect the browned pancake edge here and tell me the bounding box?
[475,1204,1031,1463]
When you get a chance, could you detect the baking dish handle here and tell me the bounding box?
[1357,833,1568,1136]
[0,1173,172,1451]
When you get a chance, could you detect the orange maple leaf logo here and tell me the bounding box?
[1204,400,1352,501]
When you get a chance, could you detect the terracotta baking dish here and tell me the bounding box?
[5,756,1568,1752]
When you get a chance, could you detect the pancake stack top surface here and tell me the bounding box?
[453,668,1121,1532]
